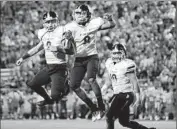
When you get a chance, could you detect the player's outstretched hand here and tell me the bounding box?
[16,58,23,66]
[103,13,113,21]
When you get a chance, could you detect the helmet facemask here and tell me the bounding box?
[111,44,126,63]
[43,11,59,32]
[73,5,91,26]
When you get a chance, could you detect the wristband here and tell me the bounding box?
[22,53,30,60]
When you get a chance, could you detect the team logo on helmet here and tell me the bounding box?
[43,11,58,31]
[73,4,91,25]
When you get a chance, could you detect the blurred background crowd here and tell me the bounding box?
[0,1,176,121]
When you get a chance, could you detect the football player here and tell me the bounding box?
[64,4,116,121]
[101,43,156,129]
[16,11,75,107]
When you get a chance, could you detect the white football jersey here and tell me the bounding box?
[38,26,66,64]
[64,17,104,57]
[105,58,136,94]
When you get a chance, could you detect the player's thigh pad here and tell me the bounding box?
[106,95,120,119]
[48,64,67,99]
[26,67,51,88]
[118,92,134,109]
[86,55,99,80]
[70,63,86,90]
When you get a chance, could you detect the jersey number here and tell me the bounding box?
[46,41,51,50]
[110,74,117,81]
[83,36,91,44]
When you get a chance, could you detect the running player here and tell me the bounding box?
[64,4,116,121]
[102,43,156,129]
[16,11,75,106]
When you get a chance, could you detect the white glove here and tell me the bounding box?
[16,58,23,66]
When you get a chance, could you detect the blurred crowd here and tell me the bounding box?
[0,1,176,120]
[0,84,176,121]
[0,87,94,120]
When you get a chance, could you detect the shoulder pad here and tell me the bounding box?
[64,21,77,30]
[125,59,136,73]
[90,17,104,25]
[37,28,47,40]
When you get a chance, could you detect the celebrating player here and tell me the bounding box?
[16,11,75,106]
[101,43,156,129]
[64,4,116,121]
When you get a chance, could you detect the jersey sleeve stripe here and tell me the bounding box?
[126,70,134,74]
[127,65,135,70]
[126,65,135,74]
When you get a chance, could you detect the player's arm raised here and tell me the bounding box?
[16,42,43,66]
[98,13,116,30]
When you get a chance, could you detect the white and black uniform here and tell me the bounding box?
[105,58,152,129]
[105,58,136,94]
[64,17,105,89]
[38,27,66,64]
[27,26,70,101]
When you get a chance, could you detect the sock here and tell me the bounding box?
[106,119,114,129]
[74,88,96,111]
[89,80,105,110]
[97,96,105,110]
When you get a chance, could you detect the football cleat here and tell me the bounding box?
[90,104,99,122]
[96,110,106,120]
[92,110,100,122]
